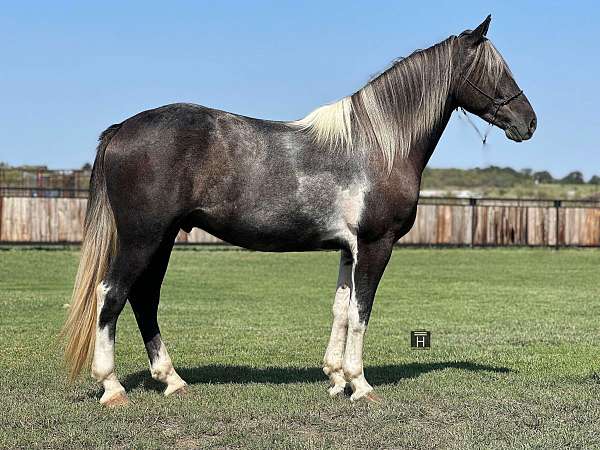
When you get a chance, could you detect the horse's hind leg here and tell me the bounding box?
[323,249,353,396]
[92,240,159,406]
[129,235,187,396]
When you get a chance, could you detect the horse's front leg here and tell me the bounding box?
[323,249,353,396]
[342,237,393,402]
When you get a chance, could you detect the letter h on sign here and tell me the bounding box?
[411,330,431,349]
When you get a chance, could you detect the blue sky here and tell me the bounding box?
[1,1,598,178]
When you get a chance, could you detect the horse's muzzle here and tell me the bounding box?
[506,116,536,142]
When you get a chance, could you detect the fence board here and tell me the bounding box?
[563,208,600,246]
[526,207,556,246]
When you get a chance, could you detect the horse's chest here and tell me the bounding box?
[357,183,420,241]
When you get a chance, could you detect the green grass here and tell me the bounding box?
[1,248,600,449]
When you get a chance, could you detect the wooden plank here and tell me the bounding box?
[584,208,600,246]
[527,207,555,246]
[563,208,600,246]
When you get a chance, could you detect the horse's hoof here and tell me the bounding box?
[363,391,383,404]
[350,390,382,403]
[328,383,346,397]
[165,383,188,397]
[101,391,129,408]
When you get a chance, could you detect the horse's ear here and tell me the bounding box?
[466,15,491,45]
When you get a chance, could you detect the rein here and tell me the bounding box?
[458,75,523,145]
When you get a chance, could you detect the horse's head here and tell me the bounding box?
[454,15,536,142]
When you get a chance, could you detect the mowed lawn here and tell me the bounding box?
[1,248,600,449]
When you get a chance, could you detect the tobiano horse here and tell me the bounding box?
[63,16,536,406]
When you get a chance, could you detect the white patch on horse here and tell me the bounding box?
[338,182,366,231]
[91,282,126,405]
[150,339,187,396]
[326,178,368,247]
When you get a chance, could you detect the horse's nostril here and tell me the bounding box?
[529,117,537,132]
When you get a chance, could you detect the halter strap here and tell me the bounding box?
[463,77,523,107]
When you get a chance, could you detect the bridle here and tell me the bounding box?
[458,70,524,145]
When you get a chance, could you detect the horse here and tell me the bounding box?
[63,16,536,406]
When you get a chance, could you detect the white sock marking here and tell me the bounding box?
[323,282,351,395]
[343,297,373,400]
[91,282,126,403]
[342,238,374,401]
[150,339,187,396]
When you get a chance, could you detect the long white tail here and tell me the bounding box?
[62,124,120,379]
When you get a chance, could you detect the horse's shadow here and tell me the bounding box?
[121,361,511,393]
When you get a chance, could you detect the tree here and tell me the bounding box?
[560,171,584,185]
[532,171,554,184]
[589,175,600,185]
[81,162,92,171]
[520,168,532,177]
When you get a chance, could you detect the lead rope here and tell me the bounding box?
[459,107,493,145]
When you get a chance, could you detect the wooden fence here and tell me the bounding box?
[0,196,598,247]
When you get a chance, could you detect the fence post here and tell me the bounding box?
[554,200,561,250]
[470,198,477,247]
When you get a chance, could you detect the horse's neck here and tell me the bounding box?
[402,97,455,176]
[366,57,458,177]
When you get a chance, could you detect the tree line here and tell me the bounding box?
[422,166,600,189]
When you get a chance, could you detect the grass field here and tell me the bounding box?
[1,247,600,449]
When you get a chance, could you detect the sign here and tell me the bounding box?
[411,330,431,349]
